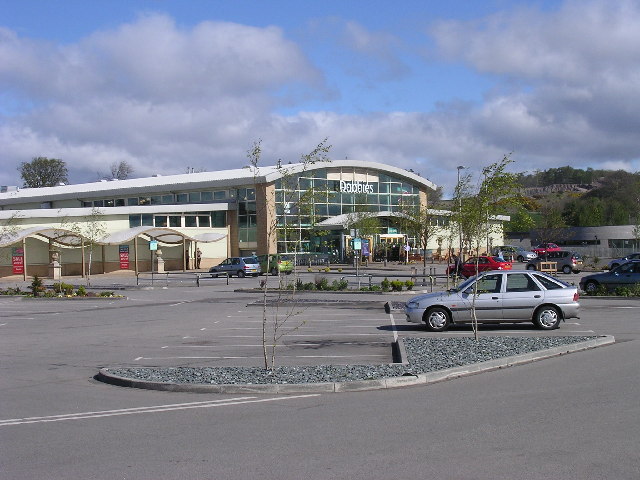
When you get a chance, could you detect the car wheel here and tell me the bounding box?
[562,265,572,274]
[517,255,524,262]
[584,280,599,293]
[534,305,561,330]
[423,307,451,332]
[270,267,278,276]
[526,264,536,271]
[237,270,246,278]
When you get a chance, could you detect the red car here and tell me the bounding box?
[532,243,561,256]
[447,256,513,278]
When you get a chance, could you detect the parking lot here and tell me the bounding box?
[1,270,639,479]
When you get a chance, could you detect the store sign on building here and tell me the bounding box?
[339,180,374,194]
[119,245,129,270]
[11,247,24,275]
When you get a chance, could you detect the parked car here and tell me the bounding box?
[526,250,582,274]
[256,254,293,275]
[446,256,512,278]
[209,256,261,277]
[405,270,579,331]
[608,252,640,270]
[580,260,640,293]
[532,243,561,256]
[492,245,538,262]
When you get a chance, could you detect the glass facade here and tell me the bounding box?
[273,167,421,253]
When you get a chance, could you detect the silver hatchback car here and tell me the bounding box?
[405,270,579,332]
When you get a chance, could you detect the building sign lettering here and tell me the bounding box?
[339,180,374,194]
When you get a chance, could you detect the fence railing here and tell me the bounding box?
[136,271,229,287]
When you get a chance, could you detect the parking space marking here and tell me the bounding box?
[0,395,319,427]
[135,354,387,361]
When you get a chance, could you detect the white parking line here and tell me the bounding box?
[135,354,387,361]
[0,395,319,427]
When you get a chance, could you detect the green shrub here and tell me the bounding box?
[76,285,87,296]
[314,276,329,290]
[331,279,349,291]
[404,280,414,290]
[100,291,114,297]
[29,275,44,297]
[381,277,390,292]
[390,280,404,291]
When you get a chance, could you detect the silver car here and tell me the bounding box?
[405,270,579,332]
[493,245,537,262]
[209,256,261,277]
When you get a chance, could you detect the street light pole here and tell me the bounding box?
[456,165,466,259]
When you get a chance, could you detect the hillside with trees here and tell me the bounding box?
[504,166,640,231]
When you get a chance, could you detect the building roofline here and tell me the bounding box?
[0,160,438,206]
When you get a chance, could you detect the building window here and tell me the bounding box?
[127,197,139,206]
[155,216,168,227]
[185,216,197,227]
[201,191,213,202]
[214,190,226,200]
[141,214,153,226]
[212,211,226,227]
[189,192,201,203]
[176,193,188,204]
[161,194,174,204]
[129,215,141,228]
[115,199,125,207]
[169,216,181,227]
[198,215,211,227]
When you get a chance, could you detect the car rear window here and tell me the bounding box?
[243,257,258,264]
[532,273,568,290]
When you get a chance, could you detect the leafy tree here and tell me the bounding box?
[19,157,68,188]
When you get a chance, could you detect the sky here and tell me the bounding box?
[1,0,640,196]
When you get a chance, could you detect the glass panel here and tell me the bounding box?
[104,199,114,207]
[154,216,167,227]
[379,183,389,193]
[127,197,139,206]
[162,194,174,204]
[141,214,153,226]
[82,201,92,207]
[214,190,226,200]
[129,215,141,228]
[150,196,162,205]
[299,178,311,190]
[201,191,213,202]
[198,215,210,227]
[93,200,104,207]
[169,216,181,227]
[189,192,200,203]
[238,216,248,227]
[176,193,188,203]
[115,199,125,207]
[184,216,197,227]
[212,211,226,227]
[139,197,151,206]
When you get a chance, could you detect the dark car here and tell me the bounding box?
[526,250,582,274]
[446,256,512,278]
[209,256,261,277]
[580,260,640,293]
[608,252,640,270]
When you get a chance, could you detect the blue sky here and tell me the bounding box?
[1,0,639,195]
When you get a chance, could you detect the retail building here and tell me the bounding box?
[0,160,507,278]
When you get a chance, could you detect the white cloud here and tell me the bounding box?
[1,2,640,196]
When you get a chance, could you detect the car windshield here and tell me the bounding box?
[450,276,478,292]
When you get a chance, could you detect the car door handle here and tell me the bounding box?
[534,295,541,298]
[492,296,499,300]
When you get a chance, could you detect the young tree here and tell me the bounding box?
[19,157,68,188]
[455,154,523,339]
[248,139,331,370]
[61,208,106,286]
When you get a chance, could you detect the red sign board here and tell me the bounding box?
[119,245,129,269]
[12,247,24,275]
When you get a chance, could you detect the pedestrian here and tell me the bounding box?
[196,248,202,269]
[452,253,461,276]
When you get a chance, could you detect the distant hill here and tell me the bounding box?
[514,167,640,228]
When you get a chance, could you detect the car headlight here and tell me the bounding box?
[406,301,420,309]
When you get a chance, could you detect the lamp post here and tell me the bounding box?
[456,165,466,258]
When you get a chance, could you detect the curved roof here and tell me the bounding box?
[0,226,226,248]
[0,160,437,205]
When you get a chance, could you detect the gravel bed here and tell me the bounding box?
[108,336,596,385]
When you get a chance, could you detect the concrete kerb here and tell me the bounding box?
[96,335,615,394]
